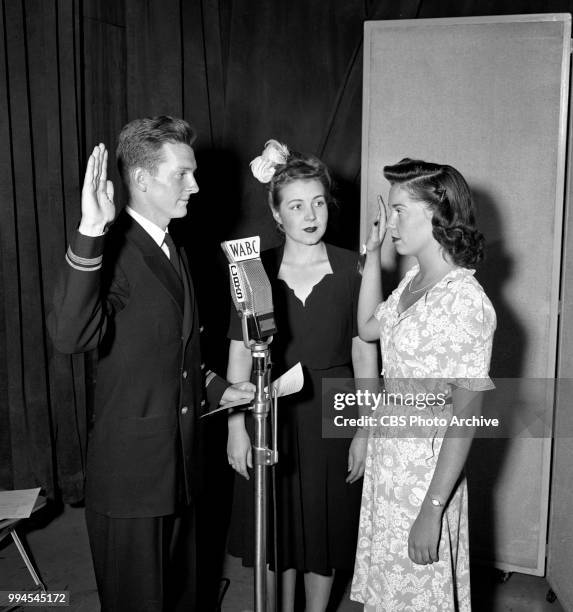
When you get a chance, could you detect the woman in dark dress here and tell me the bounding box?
[226,140,377,611]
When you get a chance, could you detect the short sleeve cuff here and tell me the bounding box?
[450,377,495,392]
[227,308,244,341]
[374,302,385,321]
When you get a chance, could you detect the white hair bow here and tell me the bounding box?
[250,139,289,183]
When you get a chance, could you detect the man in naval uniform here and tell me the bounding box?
[50,116,254,611]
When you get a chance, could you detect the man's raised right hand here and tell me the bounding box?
[78,143,116,236]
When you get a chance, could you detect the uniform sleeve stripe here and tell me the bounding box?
[205,371,216,386]
[65,250,102,271]
[67,246,103,267]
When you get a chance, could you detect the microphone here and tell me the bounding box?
[221,236,277,347]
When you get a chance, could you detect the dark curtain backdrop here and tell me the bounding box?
[2,1,572,599]
[0,0,87,501]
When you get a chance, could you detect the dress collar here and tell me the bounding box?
[403,263,475,292]
[273,241,341,272]
[394,264,475,319]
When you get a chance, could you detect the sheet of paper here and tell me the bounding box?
[0,488,40,520]
[210,396,252,412]
[201,362,304,417]
[272,362,304,397]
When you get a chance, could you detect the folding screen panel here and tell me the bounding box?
[547,83,573,609]
[361,14,571,574]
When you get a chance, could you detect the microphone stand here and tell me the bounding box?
[250,341,278,612]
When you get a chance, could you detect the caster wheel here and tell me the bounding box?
[546,589,557,603]
[495,570,512,584]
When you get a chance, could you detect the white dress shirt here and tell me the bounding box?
[125,206,173,260]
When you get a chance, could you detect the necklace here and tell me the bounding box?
[407,274,438,294]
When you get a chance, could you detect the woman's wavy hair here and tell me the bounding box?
[383,158,484,267]
[268,151,334,212]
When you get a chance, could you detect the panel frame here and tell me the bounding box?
[547,33,573,607]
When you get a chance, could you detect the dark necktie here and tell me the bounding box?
[163,233,182,280]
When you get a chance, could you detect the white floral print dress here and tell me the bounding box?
[351,265,496,611]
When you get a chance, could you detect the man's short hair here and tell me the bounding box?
[116,115,196,187]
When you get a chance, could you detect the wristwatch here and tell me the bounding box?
[428,496,445,508]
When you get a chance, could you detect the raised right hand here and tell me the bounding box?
[364,195,388,253]
[79,143,115,236]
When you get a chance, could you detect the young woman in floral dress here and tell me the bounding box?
[352,158,496,611]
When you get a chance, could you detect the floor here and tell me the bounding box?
[0,504,567,612]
